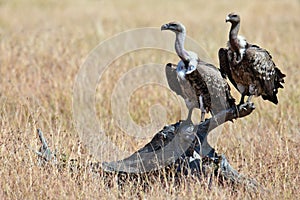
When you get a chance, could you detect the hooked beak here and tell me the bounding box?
[166,63,177,69]
[225,16,230,22]
[161,24,169,31]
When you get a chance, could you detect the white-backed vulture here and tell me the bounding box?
[219,13,285,106]
[162,22,235,122]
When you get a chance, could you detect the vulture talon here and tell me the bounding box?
[239,103,248,111]
[248,102,256,109]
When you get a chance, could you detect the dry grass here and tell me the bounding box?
[0,0,299,199]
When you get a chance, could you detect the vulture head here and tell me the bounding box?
[161,22,186,34]
[225,13,240,25]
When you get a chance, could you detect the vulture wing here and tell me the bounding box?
[165,63,183,96]
[186,60,235,114]
[218,48,238,90]
[165,63,198,111]
[244,45,286,104]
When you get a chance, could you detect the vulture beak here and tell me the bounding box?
[166,63,177,69]
[161,24,169,31]
[225,16,230,22]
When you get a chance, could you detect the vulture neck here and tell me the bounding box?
[175,31,190,64]
[229,22,240,51]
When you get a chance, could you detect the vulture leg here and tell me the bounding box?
[239,93,245,105]
[199,96,206,122]
[186,108,193,122]
[240,95,255,110]
[181,108,194,127]
[246,95,253,103]
[238,94,247,110]
[200,113,205,122]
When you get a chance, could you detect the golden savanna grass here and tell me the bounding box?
[0,0,299,199]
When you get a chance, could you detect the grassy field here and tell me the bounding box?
[0,0,299,199]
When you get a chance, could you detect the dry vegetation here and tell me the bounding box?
[0,0,299,199]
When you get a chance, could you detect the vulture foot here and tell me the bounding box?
[200,112,206,122]
[239,101,255,111]
[179,119,195,133]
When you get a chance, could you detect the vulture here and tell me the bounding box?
[219,13,285,106]
[161,22,235,122]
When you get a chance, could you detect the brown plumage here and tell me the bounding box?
[162,22,235,122]
[219,13,285,105]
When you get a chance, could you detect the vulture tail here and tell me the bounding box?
[262,67,286,105]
